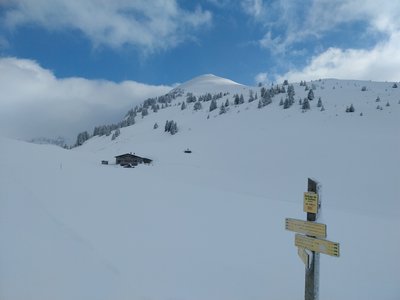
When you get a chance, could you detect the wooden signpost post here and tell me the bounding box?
[285,178,340,300]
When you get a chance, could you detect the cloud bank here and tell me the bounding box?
[0,57,171,143]
[276,32,400,83]
[250,0,400,83]
[1,0,212,53]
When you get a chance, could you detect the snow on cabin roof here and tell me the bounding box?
[115,153,141,158]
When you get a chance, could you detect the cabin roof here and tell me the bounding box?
[115,153,140,158]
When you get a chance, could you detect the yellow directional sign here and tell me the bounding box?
[285,218,327,238]
[304,192,318,213]
[295,234,340,257]
[298,247,310,268]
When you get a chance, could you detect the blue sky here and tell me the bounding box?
[0,0,399,141]
[2,0,399,85]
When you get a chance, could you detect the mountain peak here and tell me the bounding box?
[174,74,245,95]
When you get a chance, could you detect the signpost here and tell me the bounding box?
[298,247,310,268]
[285,178,340,300]
[295,234,340,257]
[285,218,327,238]
[303,192,318,214]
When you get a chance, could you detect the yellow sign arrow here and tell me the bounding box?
[285,218,327,238]
[295,234,340,257]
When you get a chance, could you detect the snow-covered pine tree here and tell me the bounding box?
[194,101,202,111]
[186,93,197,103]
[75,131,90,147]
[249,90,255,102]
[170,122,178,135]
[302,98,310,110]
[257,99,262,109]
[219,104,226,114]
[111,128,120,140]
[141,108,148,117]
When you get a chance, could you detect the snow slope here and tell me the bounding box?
[1,76,399,300]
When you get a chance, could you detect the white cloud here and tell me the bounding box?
[1,0,212,52]
[254,72,269,84]
[249,0,400,82]
[275,32,400,82]
[241,0,265,18]
[207,0,231,7]
[252,0,400,54]
[0,57,171,143]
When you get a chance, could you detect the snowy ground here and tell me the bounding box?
[1,77,399,300]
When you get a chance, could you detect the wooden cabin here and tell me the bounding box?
[115,153,152,166]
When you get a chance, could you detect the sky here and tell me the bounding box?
[1,0,400,143]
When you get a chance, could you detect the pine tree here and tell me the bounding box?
[317,97,322,107]
[181,101,187,110]
[152,104,159,113]
[209,99,217,112]
[75,131,90,146]
[302,98,310,110]
[307,89,314,101]
[111,128,120,140]
[126,115,135,126]
[153,122,158,129]
[194,101,202,111]
[249,90,255,102]
[239,94,245,104]
[234,94,240,105]
[287,84,295,99]
[170,122,178,135]
[283,98,290,109]
[279,98,284,106]
[165,120,171,132]
[141,108,148,117]
[186,93,197,103]
[219,104,226,115]
[225,99,230,107]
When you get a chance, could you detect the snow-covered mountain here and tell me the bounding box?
[1,75,399,300]
[173,73,246,94]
